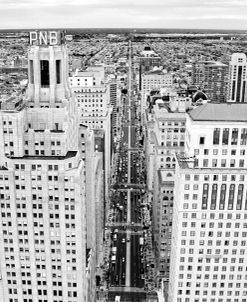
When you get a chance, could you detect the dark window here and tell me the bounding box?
[213,128,220,145]
[240,128,247,145]
[202,184,209,210]
[219,184,226,210]
[231,128,238,145]
[228,184,235,210]
[242,81,246,103]
[232,80,236,100]
[56,60,61,84]
[199,137,205,145]
[40,60,50,87]
[30,60,34,84]
[222,128,229,145]
[236,66,242,102]
[210,184,218,210]
[245,190,247,210]
[236,184,244,210]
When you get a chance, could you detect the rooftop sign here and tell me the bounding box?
[29,31,65,46]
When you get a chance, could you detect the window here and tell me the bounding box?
[56,60,61,84]
[212,159,217,167]
[236,184,243,210]
[240,128,247,145]
[230,159,235,167]
[40,60,50,87]
[202,184,209,210]
[222,128,229,145]
[211,184,218,210]
[239,159,244,167]
[203,159,208,167]
[231,128,238,145]
[29,60,34,84]
[199,137,205,145]
[213,128,220,145]
[228,184,235,210]
[219,184,226,210]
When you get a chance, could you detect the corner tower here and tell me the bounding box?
[27,31,72,107]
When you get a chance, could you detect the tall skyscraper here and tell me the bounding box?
[227,53,247,102]
[192,61,228,102]
[169,102,247,301]
[0,31,89,302]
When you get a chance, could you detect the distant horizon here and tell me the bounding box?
[0,27,246,33]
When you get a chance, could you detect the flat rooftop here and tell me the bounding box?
[189,103,247,122]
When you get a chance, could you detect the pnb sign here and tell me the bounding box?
[29,31,65,46]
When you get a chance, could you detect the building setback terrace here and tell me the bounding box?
[10,150,77,160]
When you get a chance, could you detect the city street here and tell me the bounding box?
[107,39,147,302]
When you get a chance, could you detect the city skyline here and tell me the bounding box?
[1,0,247,30]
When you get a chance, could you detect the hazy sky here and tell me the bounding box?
[1,0,247,30]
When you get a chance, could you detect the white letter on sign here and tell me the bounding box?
[39,31,48,45]
[49,32,58,45]
[30,32,38,45]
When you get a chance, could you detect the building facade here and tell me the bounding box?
[192,61,228,102]
[145,95,190,291]
[227,53,247,103]
[169,103,247,302]
[0,31,91,302]
[69,67,112,196]
[141,71,173,123]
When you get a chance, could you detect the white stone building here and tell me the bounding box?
[145,96,190,288]
[169,102,247,302]
[0,31,96,302]
[69,67,112,196]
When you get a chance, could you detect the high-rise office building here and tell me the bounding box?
[227,53,247,102]
[107,79,118,138]
[192,61,228,102]
[0,31,91,302]
[169,102,247,302]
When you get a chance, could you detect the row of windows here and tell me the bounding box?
[201,183,245,210]
[182,213,245,220]
[185,173,245,182]
[194,148,246,156]
[177,296,247,302]
[178,289,247,296]
[212,128,247,145]
[199,158,245,168]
